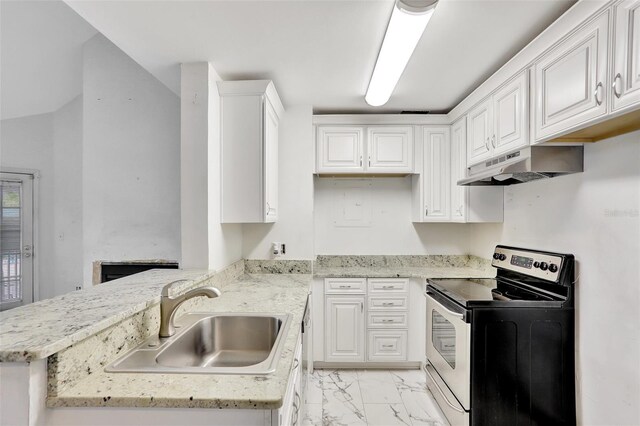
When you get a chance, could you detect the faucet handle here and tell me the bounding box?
[161,279,193,297]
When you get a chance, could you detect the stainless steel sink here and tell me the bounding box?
[106,313,291,375]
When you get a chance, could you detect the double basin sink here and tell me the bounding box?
[106,313,291,375]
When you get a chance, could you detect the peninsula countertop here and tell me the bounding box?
[47,273,311,410]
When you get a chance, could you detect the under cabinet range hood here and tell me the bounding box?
[458,146,584,186]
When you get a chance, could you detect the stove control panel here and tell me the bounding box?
[492,246,563,282]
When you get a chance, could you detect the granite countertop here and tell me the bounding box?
[313,265,495,279]
[47,273,311,410]
[0,269,218,362]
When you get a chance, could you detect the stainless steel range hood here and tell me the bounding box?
[458,146,584,186]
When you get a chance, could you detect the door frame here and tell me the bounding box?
[1,168,40,304]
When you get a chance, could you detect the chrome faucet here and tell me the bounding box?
[159,279,221,338]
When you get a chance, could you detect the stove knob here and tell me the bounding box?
[549,263,558,273]
[499,254,507,261]
[533,261,540,268]
[493,253,500,260]
[540,262,549,271]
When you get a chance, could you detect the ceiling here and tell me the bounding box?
[64,0,576,114]
[0,1,97,120]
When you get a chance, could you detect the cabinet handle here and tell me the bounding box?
[360,155,363,167]
[425,206,429,216]
[382,344,394,348]
[368,156,371,167]
[382,302,394,306]
[485,137,490,151]
[361,301,364,312]
[382,285,394,289]
[595,82,604,105]
[292,357,300,370]
[613,73,622,99]
[382,319,395,323]
[339,285,351,288]
[491,135,496,148]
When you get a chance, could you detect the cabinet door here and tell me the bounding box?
[466,98,493,166]
[325,296,365,362]
[422,127,451,221]
[533,12,609,141]
[366,126,413,173]
[493,71,529,154]
[316,126,364,173]
[264,100,278,222]
[450,117,467,222]
[612,0,640,112]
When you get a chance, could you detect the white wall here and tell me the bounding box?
[314,177,471,255]
[180,62,243,270]
[469,131,640,426]
[0,113,56,300]
[52,95,83,295]
[243,105,315,260]
[82,34,181,283]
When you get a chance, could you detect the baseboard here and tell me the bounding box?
[313,361,421,369]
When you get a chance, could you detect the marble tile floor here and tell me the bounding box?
[301,369,449,426]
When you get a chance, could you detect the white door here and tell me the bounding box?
[612,0,640,112]
[325,296,365,362]
[264,101,279,222]
[0,173,34,311]
[316,126,364,173]
[533,12,609,142]
[366,126,413,173]
[422,127,451,222]
[493,71,529,154]
[450,118,467,222]
[466,98,493,166]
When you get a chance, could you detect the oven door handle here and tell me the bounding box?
[426,292,464,319]
[424,364,465,414]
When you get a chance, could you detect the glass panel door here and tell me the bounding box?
[0,173,34,311]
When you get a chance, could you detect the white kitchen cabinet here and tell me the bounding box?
[366,126,413,173]
[493,71,529,155]
[218,80,284,223]
[316,126,364,173]
[612,0,640,112]
[367,330,408,362]
[418,126,451,222]
[316,124,414,174]
[466,98,493,166]
[533,11,610,142]
[451,117,504,223]
[467,71,529,166]
[280,332,303,426]
[325,295,365,362]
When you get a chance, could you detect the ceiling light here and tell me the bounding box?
[365,0,438,107]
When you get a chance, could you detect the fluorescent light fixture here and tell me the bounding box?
[365,0,438,107]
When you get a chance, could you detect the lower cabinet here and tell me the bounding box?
[325,295,366,362]
[324,278,412,364]
[279,332,303,426]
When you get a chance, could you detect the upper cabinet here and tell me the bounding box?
[467,71,529,166]
[367,126,413,173]
[419,126,451,222]
[533,12,610,142]
[218,80,284,223]
[316,124,413,174]
[612,0,640,112]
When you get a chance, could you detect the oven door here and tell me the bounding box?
[426,291,471,411]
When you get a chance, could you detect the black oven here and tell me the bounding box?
[425,246,576,426]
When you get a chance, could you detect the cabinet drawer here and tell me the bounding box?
[368,312,408,328]
[367,330,408,361]
[368,296,408,311]
[324,278,366,294]
[367,278,408,293]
